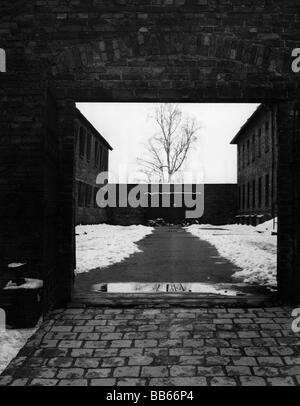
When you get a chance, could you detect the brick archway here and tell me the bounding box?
[0,1,299,309]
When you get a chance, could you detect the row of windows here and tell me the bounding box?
[77,181,100,208]
[238,121,270,170]
[238,174,271,211]
[77,125,109,171]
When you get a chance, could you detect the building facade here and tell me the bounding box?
[231,104,278,226]
[75,109,113,225]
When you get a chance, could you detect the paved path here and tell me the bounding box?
[76,227,241,292]
[1,305,299,386]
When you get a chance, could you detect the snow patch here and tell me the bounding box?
[7,263,26,268]
[75,224,153,274]
[255,217,277,233]
[186,219,277,287]
[0,328,37,374]
[4,278,43,290]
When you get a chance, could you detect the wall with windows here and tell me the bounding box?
[74,109,112,225]
[233,104,278,225]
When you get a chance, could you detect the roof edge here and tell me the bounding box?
[230,104,266,145]
[75,108,113,151]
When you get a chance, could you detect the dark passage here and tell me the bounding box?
[75,226,242,293]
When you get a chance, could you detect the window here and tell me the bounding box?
[258,128,262,157]
[78,182,85,207]
[265,173,270,207]
[258,177,262,208]
[74,122,79,150]
[247,140,250,165]
[86,133,91,162]
[240,186,243,210]
[242,184,245,210]
[252,133,255,162]
[85,184,92,207]
[78,182,95,207]
[99,144,103,170]
[103,148,108,171]
[265,121,269,153]
[79,126,85,158]
[95,140,99,167]
[77,181,81,206]
[252,179,256,209]
[93,187,99,208]
[247,182,250,209]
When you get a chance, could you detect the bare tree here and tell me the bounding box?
[138,104,200,182]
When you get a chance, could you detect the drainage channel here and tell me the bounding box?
[72,281,276,308]
[92,282,249,296]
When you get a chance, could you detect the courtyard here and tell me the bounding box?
[74,220,277,296]
[0,218,278,377]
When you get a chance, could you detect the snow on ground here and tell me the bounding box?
[0,328,37,374]
[0,278,43,374]
[186,219,277,288]
[1,224,153,374]
[76,224,153,274]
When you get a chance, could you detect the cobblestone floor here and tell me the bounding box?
[1,306,300,386]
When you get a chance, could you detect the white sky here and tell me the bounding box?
[76,103,259,184]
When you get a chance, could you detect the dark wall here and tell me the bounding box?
[145,184,237,225]
[76,206,108,225]
[277,102,300,303]
[1,1,299,100]
[0,1,300,305]
[107,184,237,225]
[109,207,146,226]
[202,184,237,225]
[0,78,47,289]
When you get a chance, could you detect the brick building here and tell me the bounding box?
[75,108,113,225]
[230,104,278,226]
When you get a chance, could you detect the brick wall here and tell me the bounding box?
[145,184,237,225]
[201,184,237,225]
[0,71,47,289]
[0,1,300,305]
[109,207,146,226]
[1,1,300,101]
[107,184,237,225]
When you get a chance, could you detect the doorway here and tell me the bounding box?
[72,102,278,303]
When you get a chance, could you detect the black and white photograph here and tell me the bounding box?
[0,0,300,392]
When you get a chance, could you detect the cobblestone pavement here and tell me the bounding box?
[1,306,300,386]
